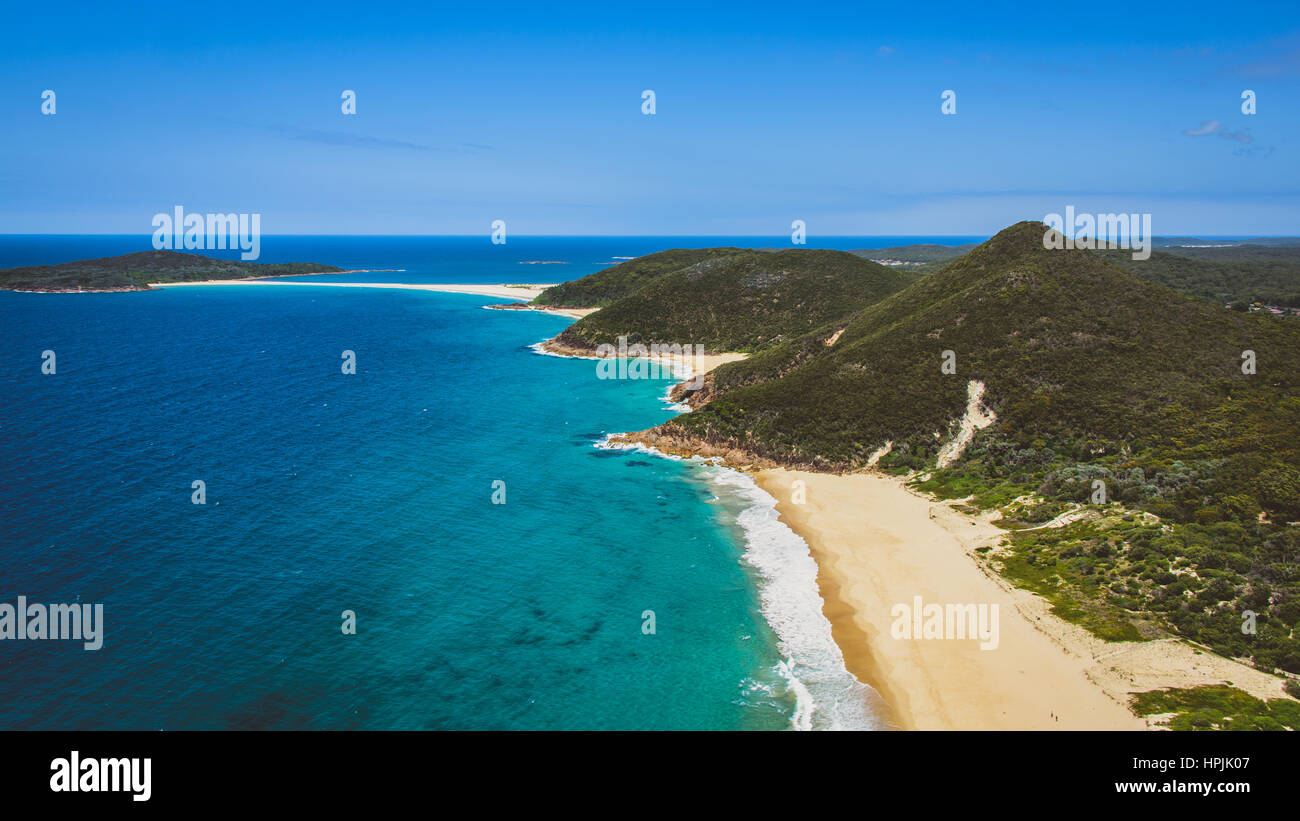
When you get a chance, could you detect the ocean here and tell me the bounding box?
[0,235,979,730]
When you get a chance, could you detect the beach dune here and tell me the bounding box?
[755,469,1146,730]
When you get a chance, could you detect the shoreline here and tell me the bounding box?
[536,336,748,379]
[538,334,890,728]
[505,307,1293,730]
[13,277,610,322]
[5,268,403,294]
[750,469,1293,730]
[691,463,891,729]
[543,336,882,728]
[148,279,559,300]
[598,433,886,730]
[753,470,1142,729]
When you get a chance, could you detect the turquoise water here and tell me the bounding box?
[0,237,902,729]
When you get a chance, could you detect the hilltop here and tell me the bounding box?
[658,223,1299,481]
[544,248,917,353]
[0,250,342,292]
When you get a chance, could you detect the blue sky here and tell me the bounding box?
[3,1,1298,235]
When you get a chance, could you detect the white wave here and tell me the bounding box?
[528,340,601,361]
[594,434,727,467]
[703,466,884,731]
[574,353,882,729]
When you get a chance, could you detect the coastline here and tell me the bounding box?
[512,309,1293,730]
[148,279,557,300]
[689,463,891,729]
[536,336,747,378]
[49,271,1291,730]
[750,469,1293,730]
[600,430,886,730]
[5,268,399,294]
[146,279,606,317]
[547,336,882,728]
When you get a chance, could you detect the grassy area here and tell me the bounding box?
[1130,685,1300,730]
[993,515,1148,642]
[909,471,1032,509]
[913,447,1300,669]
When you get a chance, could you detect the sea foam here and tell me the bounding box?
[701,466,884,731]
[598,435,884,730]
[560,343,884,730]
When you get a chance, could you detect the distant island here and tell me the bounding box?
[0,250,343,293]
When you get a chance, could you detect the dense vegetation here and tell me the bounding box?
[651,222,1300,677]
[965,494,1300,671]
[1102,245,1300,308]
[0,250,341,292]
[532,248,745,308]
[673,223,1299,468]
[551,249,917,353]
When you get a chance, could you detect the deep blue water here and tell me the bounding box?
[0,236,909,729]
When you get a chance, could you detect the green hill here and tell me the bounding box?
[0,250,342,292]
[667,223,1299,479]
[550,248,917,353]
[644,222,1300,672]
[531,248,744,308]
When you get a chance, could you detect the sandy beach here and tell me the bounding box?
[149,279,557,299]
[537,336,747,379]
[751,469,1291,730]
[149,279,607,318]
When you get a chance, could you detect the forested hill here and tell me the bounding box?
[664,222,1300,495]
[637,221,1300,675]
[0,251,342,292]
[545,248,917,353]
